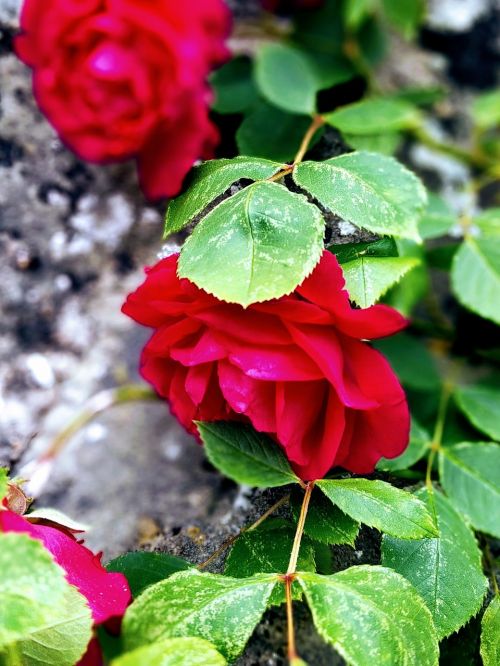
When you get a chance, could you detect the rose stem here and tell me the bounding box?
[284,480,315,662]
[425,380,454,492]
[293,115,325,165]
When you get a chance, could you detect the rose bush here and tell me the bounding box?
[122,251,409,480]
[15,0,230,199]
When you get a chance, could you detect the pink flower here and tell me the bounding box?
[0,510,130,625]
[15,0,231,199]
[122,251,410,480]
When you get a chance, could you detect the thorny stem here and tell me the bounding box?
[197,494,290,570]
[283,481,315,663]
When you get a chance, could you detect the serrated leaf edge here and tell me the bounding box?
[317,479,438,538]
[178,182,325,307]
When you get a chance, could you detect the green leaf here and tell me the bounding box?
[122,569,277,662]
[441,401,483,447]
[197,422,300,488]
[292,0,345,57]
[294,152,426,241]
[111,637,227,666]
[26,507,89,532]
[388,86,446,106]
[381,0,425,38]
[451,236,500,325]
[345,132,402,156]
[317,478,437,538]
[0,468,7,502]
[342,256,420,307]
[106,552,191,598]
[475,208,500,237]
[343,0,377,29]
[382,488,488,639]
[374,333,440,391]
[439,442,500,538]
[325,99,420,135]
[481,596,500,666]
[472,90,500,129]
[178,181,324,306]
[312,541,335,575]
[164,157,281,237]
[290,488,359,546]
[377,418,431,472]
[236,102,314,163]
[210,57,258,115]
[0,533,68,648]
[418,193,456,239]
[303,51,355,89]
[0,533,92,665]
[6,585,93,666]
[331,237,398,264]
[255,44,319,115]
[385,239,429,316]
[358,17,387,65]
[454,383,500,441]
[224,519,315,605]
[298,566,439,666]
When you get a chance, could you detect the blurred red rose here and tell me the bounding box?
[0,510,131,625]
[15,0,230,199]
[0,509,131,664]
[122,251,410,480]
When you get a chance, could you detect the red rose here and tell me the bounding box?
[15,0,230,199]
[0,510,131,625]
[122,251,409,480]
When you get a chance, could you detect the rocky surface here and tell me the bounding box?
[1,0,498,662]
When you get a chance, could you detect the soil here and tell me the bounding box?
[0,0,498,662]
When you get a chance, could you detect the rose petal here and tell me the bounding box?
[137,99,219,199]
[298,251,408,339]
[286,323,379,409]
[275,380,327,466]
[218,361,276,432]
[185,363,214,406]
[291,387,346,481]
[228,345,323,381]
[193,306,291,346]
[338,400,410,473]
[0,511,130,625]
[171,329,227,366]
